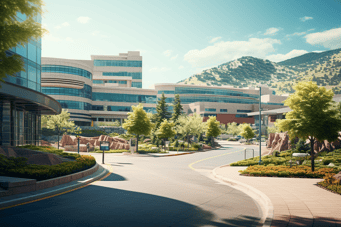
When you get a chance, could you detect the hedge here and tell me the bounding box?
[0,155,96,181]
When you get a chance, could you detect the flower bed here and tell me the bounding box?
[317,173,341,195]
[0,155,96,181]
[239,165,339,178]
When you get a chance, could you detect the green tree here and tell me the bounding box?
[226,122,241,136]
[267,122,280,134]
[176,114,206,148]
[0,0,46,84]
[122,104,153,153]
[155,93,171,129]
[41,109,77,149]
[239,124,255,142]
[276,81,341,171]
[171,94,183,123]
[156,119,176,150]
[206,116,221,145]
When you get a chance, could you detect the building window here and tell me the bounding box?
[132,82,142,88]
[205,108,216,112]
[102,72,142,79]
[42,65,92,80]
[220,109,227,112]
[237,110,252,113]
[94,60,142,67]
[235,114,250,118]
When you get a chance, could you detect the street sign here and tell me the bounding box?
[100,141,110,164]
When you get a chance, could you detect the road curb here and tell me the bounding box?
[158,152,195,157]
[0,163,109,209]
[212,165,274,227]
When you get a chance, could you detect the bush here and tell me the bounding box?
[81,129,107,137]
[318,173,341,195]
[295,139,310,153]
[0,155,96,181]
[174,140,179,148]
[18,145,80,159]
[239,165,338,178]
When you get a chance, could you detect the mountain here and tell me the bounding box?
[178,48,341,95]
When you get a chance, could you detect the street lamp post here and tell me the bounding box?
[259,87,262,165]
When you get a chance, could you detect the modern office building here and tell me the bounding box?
[42,52,287,127]
[0,12,61,146]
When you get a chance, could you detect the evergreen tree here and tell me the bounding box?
[155,93,171,129]
[171,94,183,123]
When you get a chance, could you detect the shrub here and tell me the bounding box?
[174,140,179,148]
[295,139,310,153]
[81,129,107,137]
[0,155,96,181]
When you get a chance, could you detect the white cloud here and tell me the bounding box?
[264,27,281,36]
[184,38,281,67]
[300,16,313,22]
[77,16,91,24]
[55,22,70,29]
[209,36,222,43]
[171,54,178,60]
[163,50,172,57]
[178,65,184,69]
[305,27,341,49]
[149,67,171,72]
[266,49,308,62]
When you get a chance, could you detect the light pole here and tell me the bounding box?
[259,86,262,165]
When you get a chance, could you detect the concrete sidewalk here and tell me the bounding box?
[214,165,341,227]
[0,164,109,209]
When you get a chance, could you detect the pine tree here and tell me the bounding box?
[171,94,183,123]
[155,93,171,129]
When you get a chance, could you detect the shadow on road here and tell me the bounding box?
[271,215,341,226]
[101,172,127,181]
[0,181,261,227]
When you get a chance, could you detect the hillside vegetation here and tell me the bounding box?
[178,48,341,95]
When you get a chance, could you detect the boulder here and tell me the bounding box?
[41,140,52,147]
[64,144,88,152]
[27,153,63,165]
[202,144,212,149]
[60,134,77,147]
[270,133,289,154]
[143,139,151,143]
[267,133,275,148]
[333,172,341,183]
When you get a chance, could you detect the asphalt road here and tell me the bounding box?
[0,141,263,227]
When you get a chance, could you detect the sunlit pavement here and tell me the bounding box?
[0,143,264,227]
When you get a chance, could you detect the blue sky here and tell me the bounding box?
[42,0,341,88]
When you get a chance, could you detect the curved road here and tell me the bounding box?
[0,141,263,227]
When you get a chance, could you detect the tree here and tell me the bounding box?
[156,119,176,150]
[239,124,255,142]
[0,0,46,84]
[122,104,153,153]
[155,93,171,129]
[171,94,183,123]
[41,110,77,149]
[226,122,241,136]
[206,116,222,145]
[175,114,206,147]
[267,121,281,134]
[275,81,341,171]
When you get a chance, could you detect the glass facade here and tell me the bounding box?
[42,65,92,80]
[103,72,142,79]
[174,87,259,98]
[220,109,228,112]
[92,92,157,103]
[205,108,216,112]
[0,101,41,146]
[94,60,142,67]
[157,90,175,94]
[91,105,156,113]
[93,80,127,84]
[57,100,92,110]
[132,82,142,88]
[42,84,92,99]
[179,96,258,104]
[237,110,252,113]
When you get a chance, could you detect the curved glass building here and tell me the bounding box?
[0,12,61,146]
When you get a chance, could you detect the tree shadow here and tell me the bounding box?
[270,215,341,227]
[0,176,262,227]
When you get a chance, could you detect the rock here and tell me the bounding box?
[60,134,77,147]
[267,133,275,148]
[41,140,52,147]
[143,139,151,143]
[333,172,341,182]
[27,153,63,165]
[270,133,289,154]
[202,144,211,149]
[328,163,335,167]
[64,144,88,152]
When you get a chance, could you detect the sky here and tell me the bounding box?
[42,0,341,88]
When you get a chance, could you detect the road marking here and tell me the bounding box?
[0,164,113,211]
[188,149,244,170]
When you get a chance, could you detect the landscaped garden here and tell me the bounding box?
[1,145,96,181]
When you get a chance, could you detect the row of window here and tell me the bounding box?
[4,75,41,92]
[9,43,41,65]
[93,80,127,84]
[174,87,259,98]
[42,65,92,80]
[102,72,142,79]
[56,100,92,110]
[131,82,142,88]
[94,60,142,67]
[235,114,252,118]
[237,110,252,113]
[92,93,157,103]
[91,105,156,113]
[180,96,259,104]
[205,108,216,112]
[158,90,175,94]
[42,85,92,99]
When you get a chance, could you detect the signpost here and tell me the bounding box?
[100,141,110,164]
